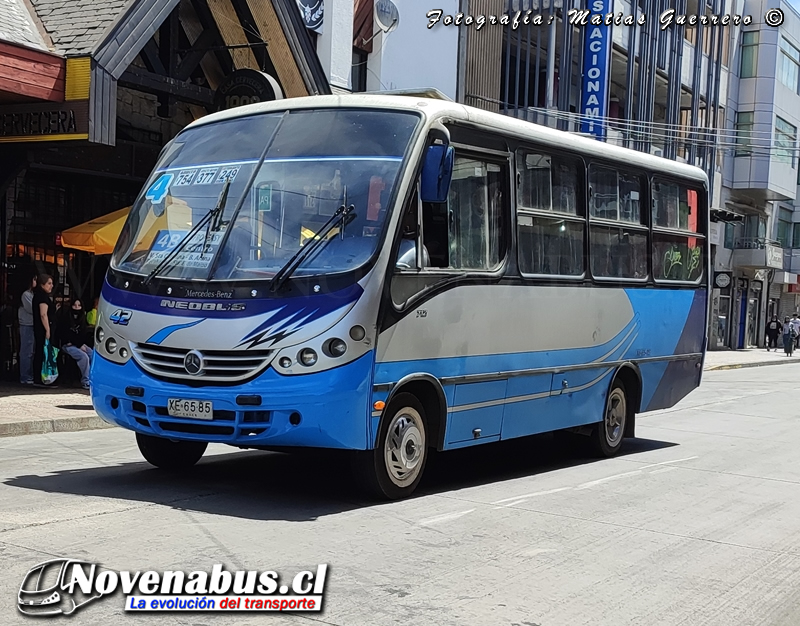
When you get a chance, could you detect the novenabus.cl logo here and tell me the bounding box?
[18,559,106,616]
[19,559,328,616]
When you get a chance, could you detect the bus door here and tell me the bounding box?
[384,141,513,448]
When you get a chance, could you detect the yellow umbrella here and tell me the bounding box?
[60,199,194,256]
[60,207,131,254]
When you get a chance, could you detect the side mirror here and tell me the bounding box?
[420,144,454,203]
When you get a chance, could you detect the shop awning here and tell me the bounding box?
[61,200,195,255]
[60,206,130,254]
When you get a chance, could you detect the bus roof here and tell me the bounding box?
[185,94,709,186]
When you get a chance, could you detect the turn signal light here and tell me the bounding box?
[373,401,385,411]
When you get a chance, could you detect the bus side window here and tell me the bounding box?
[445,156,505,271]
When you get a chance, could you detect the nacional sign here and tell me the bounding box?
[579,0,613,139]
[214,70,284,112]
[0,101,89,143]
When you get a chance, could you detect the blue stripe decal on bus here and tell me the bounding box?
[145,319,204,345]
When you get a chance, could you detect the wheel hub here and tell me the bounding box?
[605,389,626,446]
[384,409,425,486]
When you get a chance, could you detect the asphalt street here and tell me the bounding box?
[1,364,799,626]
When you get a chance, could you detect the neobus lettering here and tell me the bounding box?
[160,299,245,311]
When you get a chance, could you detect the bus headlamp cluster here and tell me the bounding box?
[275,325,369,374]
[95,321,131,364]
[298,348,318,367]
[324,338,347,358]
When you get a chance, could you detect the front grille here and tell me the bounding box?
[131,344,273,383]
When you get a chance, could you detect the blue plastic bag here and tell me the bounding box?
[41,339,59,385]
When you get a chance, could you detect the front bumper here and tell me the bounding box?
[90,351,374,449]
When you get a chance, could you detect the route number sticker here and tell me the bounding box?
[216,166,240,184]
[145,174,174,204]
[194,168,218,185]
[174,170,196,186]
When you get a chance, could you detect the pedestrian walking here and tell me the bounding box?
[782,316,797,356]
[32,274,57,386]
[765,315,782,351]
[17,275,36,383]
[57,297,93,390]
[791,313,800,349]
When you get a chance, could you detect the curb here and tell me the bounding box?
[0,415,114,438]
[705,358,800,371]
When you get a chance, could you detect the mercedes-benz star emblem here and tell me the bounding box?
[184,350,204,375]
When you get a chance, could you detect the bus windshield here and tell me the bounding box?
[111,108,420,282]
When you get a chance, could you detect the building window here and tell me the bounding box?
[722,26,730,67]
[775,116,797,165]
[352,49,368,92]
[739,31,758,78]
[735,111,754,156]
[516,150,583,276]
[778,208,793,248]
[724,221,739,249]
[792,223,800,248]
[779,37,800,93]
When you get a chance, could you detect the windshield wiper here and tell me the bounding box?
[268,204,355,293]
[142,177,231,286]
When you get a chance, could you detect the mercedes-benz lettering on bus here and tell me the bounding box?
[92,95,708,500]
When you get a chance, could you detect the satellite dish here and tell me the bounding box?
[374,0,399,33]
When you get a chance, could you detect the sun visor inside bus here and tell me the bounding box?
[420,145,454,203]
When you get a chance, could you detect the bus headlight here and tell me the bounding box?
[323,338,347,358]
[106,338,117,354]
[278,356,292,368]
[349,325,366,341]
[298,348,318,367]
[96,326,105,343]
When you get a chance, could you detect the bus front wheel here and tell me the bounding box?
[592,380,628,458]
[136,433,208,470]
[353,392,428,500]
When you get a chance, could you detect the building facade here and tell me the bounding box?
[713,0,800,350]
[0,0,330,378]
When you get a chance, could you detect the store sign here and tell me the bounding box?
[0,101,89,142]
[579,0,613,138]
[766,244,784,269]
[214,70,284,112]
[296,0,324,31]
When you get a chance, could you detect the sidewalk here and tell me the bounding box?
[0,384,111,437]
[703,348,800,371]
[0,349,797,438]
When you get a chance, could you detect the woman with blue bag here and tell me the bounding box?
[32,274,58,386]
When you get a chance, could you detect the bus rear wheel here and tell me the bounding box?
[353,392,428,500]
[591,380,628,458]
[136,433,207,470]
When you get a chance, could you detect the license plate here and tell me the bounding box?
[167,398,213,420]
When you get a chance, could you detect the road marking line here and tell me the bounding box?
[638,456,699,470]
[418,509,475,526]
[491,487,571,505]
[576,469,643,490]
[650,466,678,475]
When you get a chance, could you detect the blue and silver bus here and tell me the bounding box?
[92,95,708,499]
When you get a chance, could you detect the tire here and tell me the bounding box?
[591,379,628,458]
[136,433,207,470]
[352,392,428,500]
